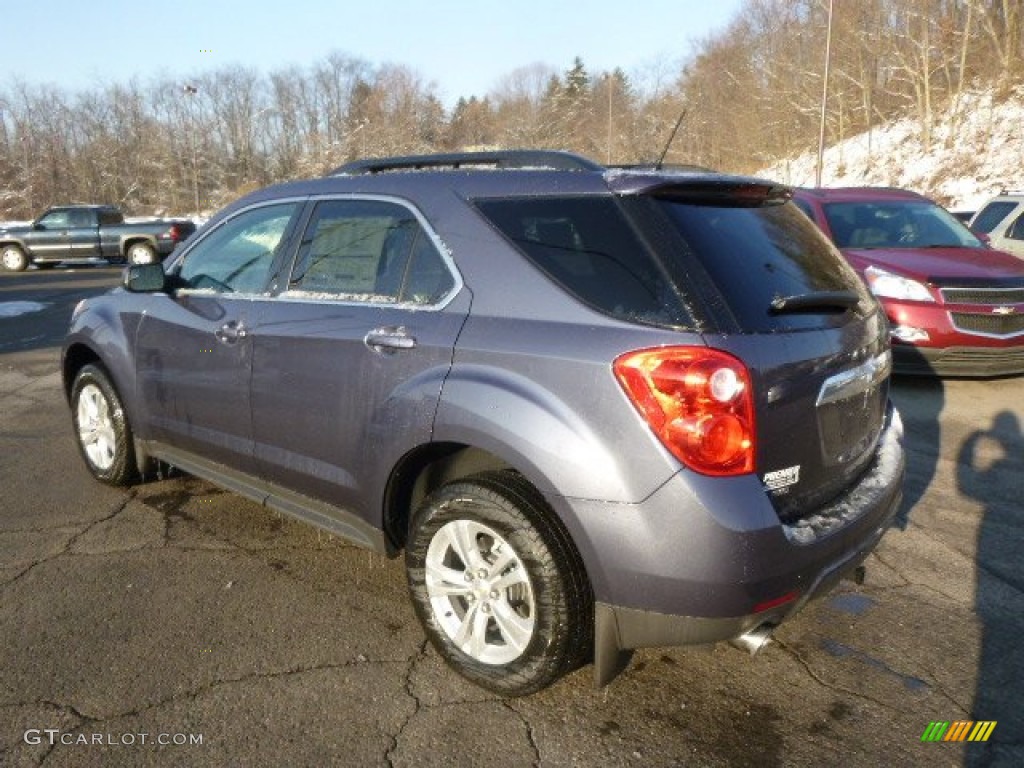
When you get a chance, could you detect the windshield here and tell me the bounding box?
[823,200,983,249]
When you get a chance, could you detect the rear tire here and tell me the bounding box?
[70,364,139,486]
[405,470,592,697]
[1,244,28,272]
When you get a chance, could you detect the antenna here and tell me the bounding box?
[655,108,688,170]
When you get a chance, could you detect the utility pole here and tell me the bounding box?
[815,0,834,187]
[606,73,613,165]
[183,84,200,214]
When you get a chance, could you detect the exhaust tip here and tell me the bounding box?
[730,625,774,656]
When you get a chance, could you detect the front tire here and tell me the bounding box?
[406,470,592,696]
[1,244,28,271]
[70,364,138,485]
[127,242,157,265]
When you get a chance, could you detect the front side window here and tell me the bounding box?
[37,210,71,229]
[177,203,300,294]
[286,199,454,305]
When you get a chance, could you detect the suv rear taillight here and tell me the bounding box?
[614,347,756,476]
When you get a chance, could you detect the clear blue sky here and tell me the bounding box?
[1,0,743,107]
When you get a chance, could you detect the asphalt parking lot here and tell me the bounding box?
[1,266,1021,767]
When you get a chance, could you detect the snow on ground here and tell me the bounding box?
[0,301,48,318]
[761,86,1024,212]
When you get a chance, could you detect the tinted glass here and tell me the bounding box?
[475,197,690,327]
[971,201,1018,233]
[822,200,982,249]
[792,199,815,220]
[653,199,871,332]
[98,209,123,226]
[1008,212,1024,240]
[288,199,454,304]
[66,209,93,228]
[178,203,299,293]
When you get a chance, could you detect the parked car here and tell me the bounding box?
[794,187,1024,377]
[969,193,1024,259]
[64,151,904,695]
[0,205,196,271]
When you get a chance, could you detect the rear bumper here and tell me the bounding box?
[558,405,905,686]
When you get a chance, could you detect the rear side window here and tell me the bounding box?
[98,209,123,226]
[972,201,1018,233]
[651,199,871,332]
[475,197,690,327]
[287,199,455,305]
[1009,212,1024,241]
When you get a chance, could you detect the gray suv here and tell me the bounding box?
[63,151,905,696]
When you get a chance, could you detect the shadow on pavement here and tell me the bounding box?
[958,410,1024,767]
[889,353,944,531]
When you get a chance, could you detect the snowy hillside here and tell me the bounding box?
[761,87,1024,214]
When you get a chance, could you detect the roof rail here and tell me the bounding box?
[330,150,603,176]
[608,163,715,173]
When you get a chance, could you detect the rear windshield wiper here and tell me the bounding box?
[769,290,861,315]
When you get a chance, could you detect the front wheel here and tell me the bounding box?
[406,470,592,696]
[70,364,139,485]
[126,242,157,265]
[1,244,28,271]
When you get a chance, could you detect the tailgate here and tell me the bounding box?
[714,318,891,522]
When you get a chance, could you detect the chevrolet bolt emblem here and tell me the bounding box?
[992,306,1015,315]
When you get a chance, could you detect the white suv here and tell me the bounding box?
[970,194,1024,259]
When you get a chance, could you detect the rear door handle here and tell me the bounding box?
[364,326,416,352]
[215,321,248,343]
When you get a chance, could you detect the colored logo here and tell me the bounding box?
[921,721,996,742]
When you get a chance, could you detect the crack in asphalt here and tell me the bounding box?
[0,492,136,591]
[776,640,942,715]
[502,700,542,768]
[21,658,410,733]
[384,639,428,768]
[871,550,971,605]
[869,552,912,588]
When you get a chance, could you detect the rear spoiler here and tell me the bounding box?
[606,171,793,206]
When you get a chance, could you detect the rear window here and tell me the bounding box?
[649,198,871,332]
[475,197,691,327]
[971,200,1019,234]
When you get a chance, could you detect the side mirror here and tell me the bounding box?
[32,222,45,231]
[123,263,166,292]
[974,231,991,244]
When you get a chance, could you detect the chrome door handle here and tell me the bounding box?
[364,326,416,352]
[215,321,248,342]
